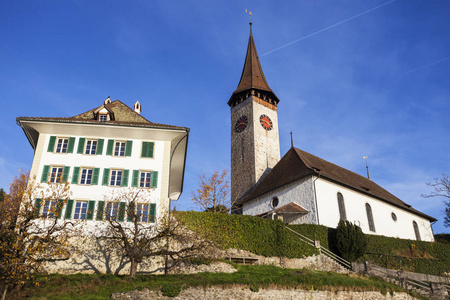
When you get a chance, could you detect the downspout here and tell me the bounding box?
[312,173,321,225]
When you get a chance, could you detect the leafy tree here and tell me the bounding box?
[336,220,367,262]
[422,173,450,227]
[0,171,75,300]
[96,188,212,279]
[192,170,231,213]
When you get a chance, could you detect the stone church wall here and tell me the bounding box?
[242,176,318,225]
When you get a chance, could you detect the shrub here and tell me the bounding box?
[336,220,367,262]
[161,283,181,297]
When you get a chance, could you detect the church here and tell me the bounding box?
[229,23,436,242]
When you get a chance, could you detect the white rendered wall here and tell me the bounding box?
[242,176,318,224]
[314,178,434,242]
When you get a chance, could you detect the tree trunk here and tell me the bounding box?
[129,259,138,279]
[1,285,8,300]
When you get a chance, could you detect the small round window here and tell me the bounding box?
[391,212,397,222]
[271,197,279,208]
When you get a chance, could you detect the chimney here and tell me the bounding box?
[134,101,141,114]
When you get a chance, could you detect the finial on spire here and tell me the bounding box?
[290,132,294,148]
[245,9,253,35]
[363,156,371,180]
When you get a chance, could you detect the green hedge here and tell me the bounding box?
[175,211,319,258]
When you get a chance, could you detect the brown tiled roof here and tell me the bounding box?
[228,25,279,107]
[239,147,436,222]
[17,100,187,130]
[257,202,309,217]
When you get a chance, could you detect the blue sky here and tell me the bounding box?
[1,1,449,233]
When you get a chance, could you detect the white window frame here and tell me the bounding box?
[80,168,93,185]
[50,166,63,183]
[85,140,98,155]
[110,169,123,186]
[106,202,119,220]
[55,138,69,153]
[99,114,108,122]
[139,171,152,188]
[114,141,126,157]
[136,203,149,222]
[74,201,88,220]
[42,200,57,218]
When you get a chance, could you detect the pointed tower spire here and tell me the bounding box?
[228,23,280,108]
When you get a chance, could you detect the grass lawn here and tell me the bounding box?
[12,264,424,300]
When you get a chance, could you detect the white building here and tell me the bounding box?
[17,98,189,272]
[230,24,436,242]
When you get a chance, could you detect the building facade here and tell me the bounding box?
[229,25,436,242]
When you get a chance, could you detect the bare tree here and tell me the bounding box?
[422,173,450,227]
[0,171,75,300]
[192,170,230,213]
[96,188,212,279]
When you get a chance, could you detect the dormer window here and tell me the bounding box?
[99,114,108,122]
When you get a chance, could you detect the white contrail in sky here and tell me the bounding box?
[399,56,450,76]
[261,0,397,56]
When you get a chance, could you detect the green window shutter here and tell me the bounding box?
[122,169,129,187]
[68,137,76,153]
[106,140,114,155]
[47,136,56,152]
[77,138,86,154]
[41,165,50,183]
[64,199,74,219]
[72,167,80,184]
[141,142,154,158]
[151,171,158,188]
[33,198,42,218]
[96,201,105,221]
[125,140,133,157]
[92,168,100,185]
[127,202,135,222]
[118,202,126,222]
[132,170,139,187]
[96,139,104,155]
[63,166,70,182]
[86,200,96,220]
[102,169,110,186]
[56,199,64,219]
[149,203,156,223]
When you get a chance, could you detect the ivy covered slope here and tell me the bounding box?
[175,211,319,258]
[288,224,450,276]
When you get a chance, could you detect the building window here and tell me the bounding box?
[80,168,93,185]
[85,140,97,155]
[141,142,155,158]
[136,203,149,222]
[365,203,376,232]
[42,200,57,218]
[271,197,279,208]
[337,193,347,221]
[74,201,88,220]
[114,141,126,157]
[391,212,397,222]
[413,221,421,241]
[140,171,152,188]
[106,202,119,220]
[50,166,64,183]
[55,138,69,153]
[99,114,108,122]
[110,170,123,186]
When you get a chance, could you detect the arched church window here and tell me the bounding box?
[271,197,279,208]
[413,221,421,241]
[337,193,346,221]
[365,203,376,232]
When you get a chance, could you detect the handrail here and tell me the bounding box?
[285,226,351,270]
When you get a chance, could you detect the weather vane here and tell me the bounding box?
[245,9,252,22]
[363,156,370,180]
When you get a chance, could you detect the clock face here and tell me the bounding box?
[235,115,248,133]
[259,114,273,131]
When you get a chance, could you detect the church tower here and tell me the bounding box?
[229,23,281,208]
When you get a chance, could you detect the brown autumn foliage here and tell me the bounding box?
[0,171,75,299]
[192,170,231,213]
